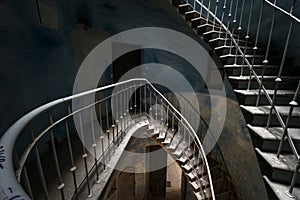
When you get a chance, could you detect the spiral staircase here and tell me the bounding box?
[170,0,300,199]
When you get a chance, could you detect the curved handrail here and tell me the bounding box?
[0,78,215,200]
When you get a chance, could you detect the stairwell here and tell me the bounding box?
[169,0,300,199]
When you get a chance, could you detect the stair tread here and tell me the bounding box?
[194,188,212,199]
[178,3,190,7]
[224,64,277,69]
[256,148,298,172]
[240,105,300,117]
[263,175,300,199]
[185,10,198,15]
[248,124,300,141]
[209,36,249,43]
[234,89,295,96]
[229,75,300,80]
[220,54,264,59]
[215,45,254,50]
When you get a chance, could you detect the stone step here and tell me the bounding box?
[224,64,278,76]
[241,105,300,127]
[248,125,300,153]
[263,175,300,200]
[208,37,253,47]
[234,89,295,105]
[256,148,300,185]
[214,45,264,56]
[185,10,200,21]
[167,133,183,151]
[197,23,222,34]
[194,188,212,200]
[186,165,206,181]
[189,175,210,192]
[203,30,239,41]
[178,3,193,14]
[228,75,300,90]
[219,54,265,65]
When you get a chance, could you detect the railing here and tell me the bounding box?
[184,0,300,197]
[0,78,215,200]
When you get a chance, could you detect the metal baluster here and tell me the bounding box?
[218,0,227,34]
[28,125,49,199]
[78,113,92,198]
[228,0,239,55]
[199,0,204,17]
[212,0,219,31]
[48,113,65,200]
[250,1,276,94]
[276,81,300,159]
[233,0,245,65]
[90,108,100,183]
[106,101,111,161]
[155,95,158,122]
[206,0,212,24]
[254,1,266,105]
[240,0,254,76]
[267,6,295,130]
[144,84,147,114]
[222,0,234,45]
[65,105,78,198]
[99,102,106,170]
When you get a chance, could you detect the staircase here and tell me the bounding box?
[169,0,300,199]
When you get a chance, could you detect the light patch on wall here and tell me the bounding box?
[36,0,59,30]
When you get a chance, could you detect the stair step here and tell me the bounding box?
[224,64,278,76]
[197,23,222,34]
[172,0,185,7]
[189,175,210,192]
[187,165,206,181]
[241,105,300,127]
[182,162,194,172]
[214,45,263,56]
[248,124,300,153]
[157,130,167,140]
[256,148,300,185]
[263,175,300,200]
[185,10,200,21]
[194,188,212,199]
[228,75,300,90]
[203,30,239,40]
[191,16,208,28]
[219,54,265,65]
[208,37,254,47]
[234,89,295,105]
[178,3,193,14]
[162,132,173,144]
[167,134,183,151]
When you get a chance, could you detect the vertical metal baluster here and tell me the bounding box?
[254,1,265,105]
[251,1,276,94]
[218,0,227,34]
[222,0,233,44]
[161,99,164,126]
[166,105,169,127]
[276,81,300,159]
[140,83,142,118]
[78,113,92,198]
[155,95,158,122]
[134,81,137,116]
[106,101,111,161]
[228,0,239,55]
[144,84,147,114]
[65,105,78,198]
[90,108,100,183]
[28,125,49,199]
[240,0,254,76]
[199,0,204,17]
[15,147,34,199]
[48,113,65,200]
[212,0,219,31]
[233,0,245,65]
[99,102,106,170]
[206,0,212,24]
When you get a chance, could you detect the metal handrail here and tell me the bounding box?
[184,0,300,196]
[0,78,215,200]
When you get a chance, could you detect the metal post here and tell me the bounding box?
[78,113,92,198]
[48,113,65,200]
[90,108,100,183]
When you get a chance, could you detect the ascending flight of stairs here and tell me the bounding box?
[170,0,300,199]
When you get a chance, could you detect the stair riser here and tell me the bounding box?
[179,5,193,14]
[230,80,299,90]
[198,25,222,34]
[235,93,294,106]
[249,130,300,153]
[209,39,252,48]
[220,57,264,65]
[242,110,300,127]
[256,152,300,185]
[185,12,200,21]
[225,67,277,76]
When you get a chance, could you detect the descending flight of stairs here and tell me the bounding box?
[146,119,238,199]
[169,0,300,199]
